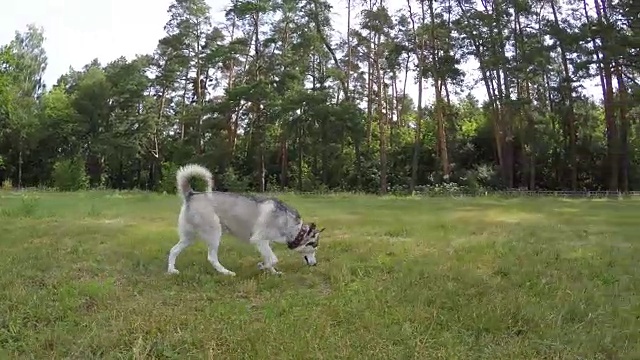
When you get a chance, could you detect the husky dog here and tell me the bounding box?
[167,164,324,276]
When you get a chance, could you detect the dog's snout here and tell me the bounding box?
[304,256,317,266]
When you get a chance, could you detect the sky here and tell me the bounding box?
[1,0,600,105]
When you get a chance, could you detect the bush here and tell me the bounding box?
[474,164,504,189]
[52,157,89,191]
[157,162,179,194]
[221,167,249,192]
[1,179,12,190]
[423,182,466,196]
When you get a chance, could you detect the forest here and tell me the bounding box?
[0,0,639,194]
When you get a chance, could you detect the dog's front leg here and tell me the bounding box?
[254,240,282,275]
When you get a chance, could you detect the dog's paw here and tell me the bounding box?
[222,270,236,276]
[257,263,281,275]
[167,268,180,275]
[257,262,282,275]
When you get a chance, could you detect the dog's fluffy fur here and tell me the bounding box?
[167,164,323,276]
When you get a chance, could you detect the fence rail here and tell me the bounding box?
[257,190,640,198]
[465,190,640,198]
[278,190,640,198]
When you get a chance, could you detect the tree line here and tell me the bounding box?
[1,0,639,194]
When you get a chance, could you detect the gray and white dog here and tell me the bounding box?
[167,164,324,276]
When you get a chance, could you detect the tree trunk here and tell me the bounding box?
[593,0,619,191]
[225,8,239,164]
[428,0,450,177]
[408,0,423,192]
[18,143,23,189]
[375,32,387,194]
[280,125,288,188]
[400,53,410,127]
[152,87,167,159]
[297,122,303,191]
[252,10,265,192]
[526,81,536,189]
[615,62,629,192]
[346,0,352,99]
[195,27,203,153]
[365,9,374,147]
[489,0,513,187]
[551,0,578,190]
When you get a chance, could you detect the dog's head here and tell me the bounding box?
[289,222,324,266]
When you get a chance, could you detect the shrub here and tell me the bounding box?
[157,162,179,194]
[1,179,12,190]
[221,167,249,192]
[52,157,89,191]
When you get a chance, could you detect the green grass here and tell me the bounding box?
[1,191,639,359]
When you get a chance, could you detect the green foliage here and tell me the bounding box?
[158,162,179,194]
[1,0,639,193]
[221,167,249,192]
[2,179,12,191]
[0,47,17,122]
[468,164,504,190]
[52,157,89,191]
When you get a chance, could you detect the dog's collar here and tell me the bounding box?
[287,226,307,249]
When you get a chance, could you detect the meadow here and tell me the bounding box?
[0,190,639,359]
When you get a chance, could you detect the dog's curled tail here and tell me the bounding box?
[175,164,214,200]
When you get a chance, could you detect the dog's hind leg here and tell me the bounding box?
[200,223,236,277]
[167,228,195,275]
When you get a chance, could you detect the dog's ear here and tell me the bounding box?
[317,227,325,233]
[307,222,316,234]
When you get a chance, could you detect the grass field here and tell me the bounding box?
[1,191,639,359]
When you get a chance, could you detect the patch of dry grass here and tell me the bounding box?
[1,191,639,359]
